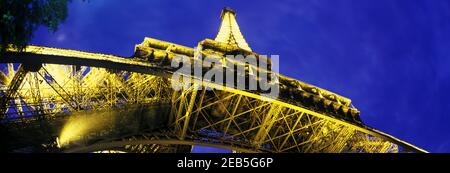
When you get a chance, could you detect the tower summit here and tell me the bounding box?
[215,8,252,51]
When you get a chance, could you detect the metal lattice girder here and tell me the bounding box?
[164,77,425,153]
[171,84,200,139]
[63,132,259,153]
[0,7,427,153]
[0,44,425,153]
[0,64,28,119]
[3,44,361,125]
[126,72,172,103]
[0,63,425,153]
[1,64,83,121]
[0,64,173,123]
[169,87,330,152]
[28,73,45,116]
[37,66,79,110]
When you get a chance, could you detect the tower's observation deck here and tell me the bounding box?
[0,8,425,153]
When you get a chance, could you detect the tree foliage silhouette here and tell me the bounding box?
[0,0,74,56]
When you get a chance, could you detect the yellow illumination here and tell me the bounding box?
[59,111,117,147]
[215,9,252,51]
[0,8,427,153]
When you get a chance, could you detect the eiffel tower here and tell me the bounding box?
[0,8,426,153]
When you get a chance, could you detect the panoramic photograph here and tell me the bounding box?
[1,0,449,169]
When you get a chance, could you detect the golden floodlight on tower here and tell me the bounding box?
[0,7,426,153]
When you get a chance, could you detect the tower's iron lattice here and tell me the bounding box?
[0,8,425,153]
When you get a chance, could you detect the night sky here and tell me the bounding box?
[30,0,450,153]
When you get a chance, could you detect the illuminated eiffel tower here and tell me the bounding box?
[0,8,425,153]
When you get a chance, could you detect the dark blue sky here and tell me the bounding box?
[31,0,450,152]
